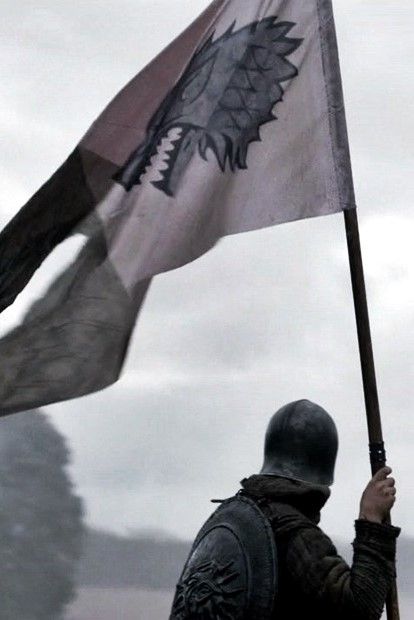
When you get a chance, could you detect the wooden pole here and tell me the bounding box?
[344,207,399,620]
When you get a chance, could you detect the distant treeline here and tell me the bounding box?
[76,528,413,594]
[76,529,190,590]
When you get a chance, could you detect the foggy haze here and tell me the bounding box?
[0,0,412,556]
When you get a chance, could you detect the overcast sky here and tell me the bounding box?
[0,0,413,546]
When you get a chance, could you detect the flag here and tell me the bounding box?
[0,0,355,414]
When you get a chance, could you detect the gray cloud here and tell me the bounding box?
[0,0,412,544]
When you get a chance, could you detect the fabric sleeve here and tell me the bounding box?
[284,518,400,620]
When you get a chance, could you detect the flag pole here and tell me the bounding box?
[343,207,400,620]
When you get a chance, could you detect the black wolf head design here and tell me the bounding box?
[114,17,303,197]
[171,559,244,619]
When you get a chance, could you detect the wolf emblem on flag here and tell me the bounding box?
[114,17,303,197]
[0,0,356,415]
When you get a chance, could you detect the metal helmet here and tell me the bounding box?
[260,400,338,486]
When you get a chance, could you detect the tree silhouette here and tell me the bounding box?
[0,409,84,619]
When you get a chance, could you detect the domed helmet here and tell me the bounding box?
[260,399,338,486]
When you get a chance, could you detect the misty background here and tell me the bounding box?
[0,1,413,618]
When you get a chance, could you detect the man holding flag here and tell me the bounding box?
[170,400,400,619]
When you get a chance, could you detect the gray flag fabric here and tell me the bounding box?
[0,0,355,414]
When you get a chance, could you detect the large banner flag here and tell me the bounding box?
[0,0,355,414]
